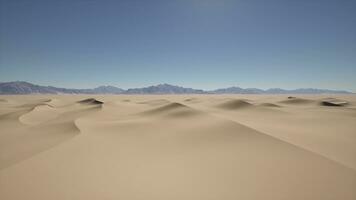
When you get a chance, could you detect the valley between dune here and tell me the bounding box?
[0,95,356,200]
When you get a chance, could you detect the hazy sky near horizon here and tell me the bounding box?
[1,0,356,91]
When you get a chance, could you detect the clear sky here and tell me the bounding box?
[1,0,355,91]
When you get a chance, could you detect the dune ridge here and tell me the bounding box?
[0,98,104,169]
[217,99,253,109]
[259,103,282,107]
[77,98,104,105]
[320,98,349,107]
[19,104,59,125]
[279,97,315,105]
[142,102,201,118]
[138,99,171,106]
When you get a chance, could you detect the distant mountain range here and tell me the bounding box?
[0,81,352,94]
[212,86,352,94]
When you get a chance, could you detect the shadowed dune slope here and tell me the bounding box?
[77,98,103,105]
[141,102,201,118]
[320,98,349,107]
[217,99,253,110]
[183,97,201,103]
[138,99,170,106]
[259,103,282,107]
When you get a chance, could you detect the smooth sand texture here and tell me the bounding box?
[0,95,356,200]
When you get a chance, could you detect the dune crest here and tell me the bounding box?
[217,99,253,110]
[183,98,201,103]
[142,102,201,118]
[320,98,349,107]
[259,103,282,107]
[19,105,59,125]
[77,98,104,105]
[138,99,170,106]
[279,97,314,105]
[0,97,105,169]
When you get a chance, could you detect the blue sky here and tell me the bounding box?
[1,0,355,91]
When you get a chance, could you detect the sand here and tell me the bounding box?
[0,95,355,200]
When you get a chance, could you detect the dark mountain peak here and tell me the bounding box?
[0,81,56,94]
[222,86,243,90]
[93,85,124,94]
[1,81,34,86]
[126,83,205,94]
[156,83,173,87]
[212,86,244,94]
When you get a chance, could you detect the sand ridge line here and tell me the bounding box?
[258,103,282,108]
[17,98,104,125]
[216,99,253,110]
[0,99,105,169]
[192,110,356,172]
[140,102,202,118]
[203,109,356,171]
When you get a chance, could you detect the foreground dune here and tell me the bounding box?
[0,95,356,200]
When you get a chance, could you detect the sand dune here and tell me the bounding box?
[77,98,104,105]
[0,97,102,169]
[279,97,315,105]
[259,102,282,107]
[0,95,356,200]
[19,104,59,125]
[320,98,349,107]
[183,97,201,103]
[217,99,253,109]
[142,102,201,118]
[138,99,171,106]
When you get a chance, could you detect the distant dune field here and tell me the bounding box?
[1,95,356,200]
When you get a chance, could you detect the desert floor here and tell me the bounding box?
[0,95,355,200]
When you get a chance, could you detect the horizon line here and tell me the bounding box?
[1,81,354,93]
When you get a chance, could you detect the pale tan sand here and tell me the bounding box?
[0,95,356,200]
